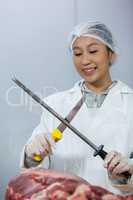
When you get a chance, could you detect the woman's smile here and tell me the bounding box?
[82,65,97,76]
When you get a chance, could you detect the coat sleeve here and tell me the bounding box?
[111,93,133,194]
[127,94,133,159]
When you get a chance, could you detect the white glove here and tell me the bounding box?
[25,132,55,160]
[104,151,133,185]
[103,151,133,194]
[104,151,133,176]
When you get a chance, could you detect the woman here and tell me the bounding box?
[21,21,133,194]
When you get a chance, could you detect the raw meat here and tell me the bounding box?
[5,168,133,200]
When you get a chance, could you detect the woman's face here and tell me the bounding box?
[72,36,115,88]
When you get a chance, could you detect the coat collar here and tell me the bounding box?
[69,80,133,112]
[69,79,133,94]
[100,80,133,112]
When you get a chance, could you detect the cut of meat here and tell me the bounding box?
[5,168,133,200]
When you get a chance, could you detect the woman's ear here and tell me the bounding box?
[109,52,117,66]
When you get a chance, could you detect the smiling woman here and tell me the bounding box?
[20,21,133,196]
[72,37,114,92]
[69,22,117,93]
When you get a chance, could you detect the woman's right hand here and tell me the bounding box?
[25,133,53,161]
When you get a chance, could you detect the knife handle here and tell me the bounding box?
[94,145,132,181]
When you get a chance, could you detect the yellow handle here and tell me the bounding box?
[51,128,62,142]
[33,128,62,162]
[33,154,43,162]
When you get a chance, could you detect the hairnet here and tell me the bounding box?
[68,21,116,53]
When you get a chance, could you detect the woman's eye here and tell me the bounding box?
[74,53,82,56]
[89,50,98,54]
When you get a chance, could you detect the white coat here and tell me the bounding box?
[21,80,133,194]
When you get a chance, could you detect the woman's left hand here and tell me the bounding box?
[104,151,133,177]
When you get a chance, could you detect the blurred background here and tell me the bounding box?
[0,0,133,198]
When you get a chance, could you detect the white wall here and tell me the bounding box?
[0,0,133,198]
[0,0,76,198]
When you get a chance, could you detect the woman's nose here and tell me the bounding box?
[81,54,91,65]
